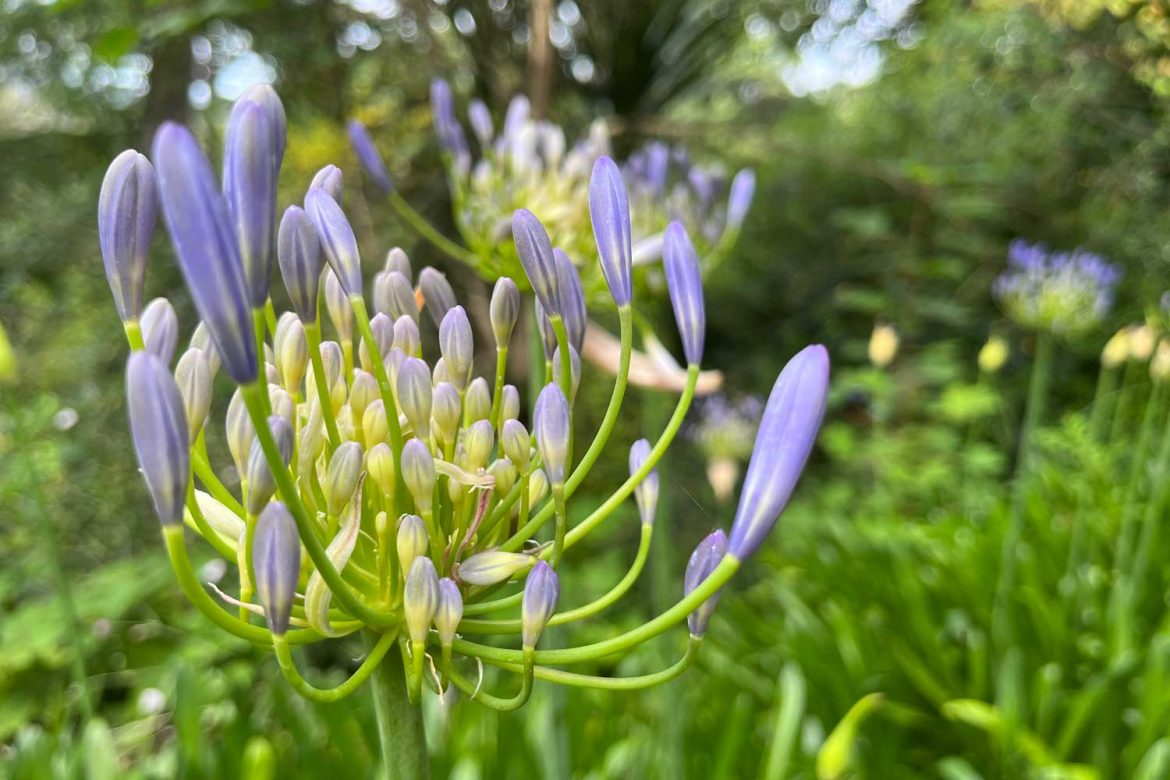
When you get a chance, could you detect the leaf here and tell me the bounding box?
[304,480,363,636]
[82,719,121,780]
[762,663,807,780]
[92,27,139,63]
[816,692,884,780]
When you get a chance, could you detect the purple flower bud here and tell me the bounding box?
[254,501,301,635]
[386,247,412,279]
[490,277,521,349]
[245,415,294,515]
[306,187,362,298]
[439,305,474,391]
[435,578,463,647]
[534,383,570,485]
[663,221,705,366]
[373,270,417,324]
[393,314,420,357]
[457,551,534,586]
[554,249,586,352]
[419,267,456,327]
[726,169,755,231]
[126,352,189,526]
[522,561,559,649]
[432,382,461,446]
[277,206,323,323]
[347,120,394,194]
[503,95,530,139]
[684,529,727,636]
[152,122,257,383]
[629,438,658,526]
[728,345,829,561]
[512,210,560,316]
[402,438,436,513]
[98,150,157,322]
[404,557,439,643]
[468,99,494,148]
[141,297,178,365]
[397,357,433,441]
[430,78,469,160]
[323,441,363,516]
[589,156,633,306]
[224,91,283,306]
[309,164,344,205]
[190,322,222,377]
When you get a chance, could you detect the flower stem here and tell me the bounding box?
[304,320,343,452]
[368,635,429,780]
[388,191,478,267]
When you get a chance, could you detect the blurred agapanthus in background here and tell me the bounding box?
[993,239,1121,336]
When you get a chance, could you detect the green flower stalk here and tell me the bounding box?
[104,87,828,780]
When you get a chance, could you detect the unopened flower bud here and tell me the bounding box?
[99,150,157,322]
[589,156,632,307]
[501,384,520,422]
[684,530,727,636]
[432,382,461,447]
[309,164,343,205]
[404,557,438,644]
[663,221,705,366]
[141,297,179,365]
[501,419,530,471]
[457,551,534,586]
[468,99,493,147]
[868,323,898,369]
[126,351,189,526]
[528,468,550,506]
[465,377,491,422]
[552,345,581,404]
[729,346,829,561]
[1102,328,1130,368]
[435,578,463,648]
[324,441,363,516]
[554,249,585,353]
[393,315,421,358]
[1131,324,1156,362]
[268,385,294,428]
[359,313,393,374]
[323,268,353,345]
[432,358,450,386]
[534,384,571,485]
[174,348,211,445]
[397,357,433,440]
[226,388,254,478]
[348,120,394,194]
[419,267,456,327]
[629,438,658,526]
[374,271,418,323]
[349,369,379,421]
[318,341,346,410]
[278,205,323,323]
[275,312,308,395]
[490,277,520,348]
[363,399,389,445]
[367,442,396,498]
[513,209,560,316]
[488,458,518,494]
[386,247,411,279]
[440,306,474,391]
[726,168,756,231]
[535,299,557,362]
[402,439,436,513]
[464,419,494,471]
[245,415,294,515]
[979,335,1010,374]
[254,501,301,635]
[1152,341,1170,383]
[190,322,222,377]
[397,514,429,574]
[522,561,559,649]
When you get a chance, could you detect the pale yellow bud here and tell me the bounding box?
[867,324,898,368]
[978,335,1009,375]
[1130,325,1156,362]
[1102,328,1131,368]
[1152,341,1170,383]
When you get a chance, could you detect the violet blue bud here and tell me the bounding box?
[385,247,412,279]
[457,551,534,587]
[726,168,756,231]
[465,377,491,423]
[126,351,189,526]
[397,357,433,441]
[419,267,456,327]
[347,120,394,193]
[402,438,436,513]
[528,468,550,506]
[141,297,178,365]
[728,345,829,561]
[468,99,493,148]
[534,383,570,485]
[554,249,586,353]
[397,514,429,574]
[374,270,418,323]
[278,205,323,323]
[309,164,344,205]
[589,156,633,306]
[369,312,396,358]
[404,557,439,643]
[174,348,212,445]
[512,210,560,316]
[522,561,559,649]
[629,438,658,526]
[254,501,301,635]
[152,122,257,383]
[501,384,520,422]
[439,305,474,391]
[435,578,463,647]
[245,415,294,515]
[535,299,557,362]
[490,277,521,349]
[323,440,363,516]
[224,94,282,306]
[306,187,362,298]
[663,221,705,366]
[98,150,157,322]
[684,529,727,636]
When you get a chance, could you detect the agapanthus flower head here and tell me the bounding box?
[98,150,157,322]
[992,239,1121,336]
[152,121,257,383]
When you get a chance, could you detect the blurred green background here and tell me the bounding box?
[5,0,1170,777]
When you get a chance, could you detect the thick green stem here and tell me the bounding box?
[369,637,429,780]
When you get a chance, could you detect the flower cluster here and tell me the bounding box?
[417,79,754,298]
[992,239,1121,336]
[100,86,829,712]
